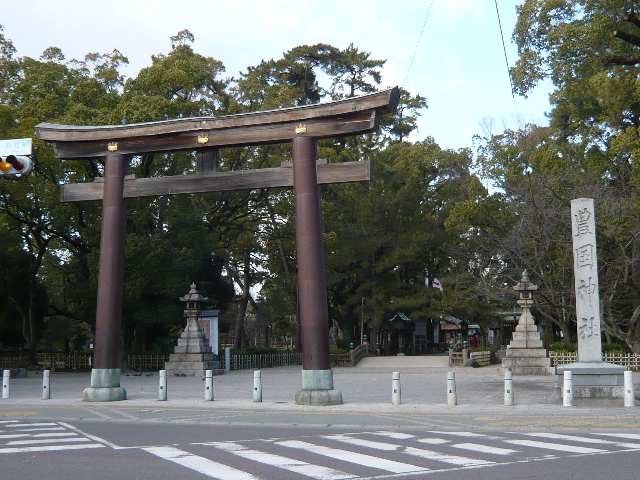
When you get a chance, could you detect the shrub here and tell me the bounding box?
[549,342,576,353]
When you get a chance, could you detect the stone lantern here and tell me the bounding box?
[501,270,551,375]
[165,282,216,376]
[180,282,208,333]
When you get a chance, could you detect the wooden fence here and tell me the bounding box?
[0,349,361,372]
[128,353,170,372]
[449,351,465,366]
[348,342,370,366]
[469,351,492,366]
[549,352,640,371]
[230,351,302,370]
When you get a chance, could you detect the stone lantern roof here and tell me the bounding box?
[179,282,209,304]
[513,270,538,293]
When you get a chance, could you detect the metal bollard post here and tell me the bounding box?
[2,369,9,399]
[158,370,167,401]
[224,347,231,373]
[253,370,262,402]
[563,370,573,407]
[392,371,401,405]
[447,371,457,407]
[624,370,635,408]
[42,370,50,400]
[504,369,514,406]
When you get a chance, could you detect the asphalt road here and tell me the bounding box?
[1,416,640,480]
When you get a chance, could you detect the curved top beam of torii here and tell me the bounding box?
[36,87,399,159]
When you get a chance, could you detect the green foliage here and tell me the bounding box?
[549,342,577,353]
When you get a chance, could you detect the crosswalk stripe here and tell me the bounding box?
[13,427,66,432]
[7,423,58,428]
[213,442,354,480]
[452,443,518,456]
[593,433,640,441]
[417,438,450,445]
[324,435,399,451]
[0,432,79,440]
[7,437,88,446]
[0,444,104,454]
[523,433,640,449]
[0,421,19,424]
[324,434,493,467]
[143,446,260,480]
[428,431,485,437]
[402,447,494,466]
[277,440,429,474]
[368,432,415,440]
[506,439,606,454]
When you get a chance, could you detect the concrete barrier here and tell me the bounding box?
[624,370,635,407]
[2,369,9,399]
[253,370,262,402]
[504,369,513,406]
[204,369,214,401]
[447,371,457,406]
[563,370,573,407]
[42,370,50,400]
[392,371,401,405]
[158,370,167,401]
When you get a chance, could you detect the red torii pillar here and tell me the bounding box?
[82,153,128,401]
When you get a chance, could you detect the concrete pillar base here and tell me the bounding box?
[295,369,343,405]
[82,368,127,402]
[82,387,127,402]
[295,389,343,406]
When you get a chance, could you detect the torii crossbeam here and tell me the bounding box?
[36,87,399,404]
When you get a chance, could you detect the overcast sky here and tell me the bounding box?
[4,0,552,150]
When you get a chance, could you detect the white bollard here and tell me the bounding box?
[504,369,514,406]
[224,347,231,373]
[253,370,262,402]
[563,370,573,407]
[42,370,50,400]
[392,371,401,405]
[624,370,635,407]
[2,369,9,399]
[158,370,167,401]
[204,369,214,401]
[447,371,457,407]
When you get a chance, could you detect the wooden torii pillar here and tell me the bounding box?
[36,87,399,404]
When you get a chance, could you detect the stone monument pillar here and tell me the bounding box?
[501,271,551,375]
[165,283,217,376]
[557,198,624,397]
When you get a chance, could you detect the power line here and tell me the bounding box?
[494,0,514,97]
[402,0,435,88]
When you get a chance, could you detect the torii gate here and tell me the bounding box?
[36,87,399,404]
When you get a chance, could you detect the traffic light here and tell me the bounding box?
[0,138,33,178]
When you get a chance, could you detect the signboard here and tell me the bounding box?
[0,138,32,157]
